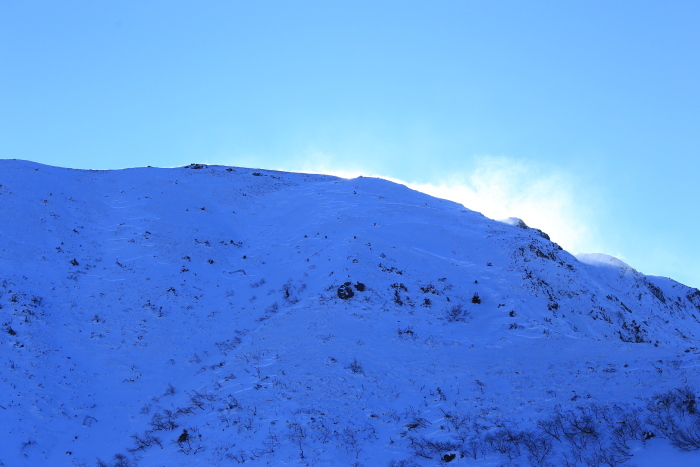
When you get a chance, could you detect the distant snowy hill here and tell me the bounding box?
[2,160,700,466]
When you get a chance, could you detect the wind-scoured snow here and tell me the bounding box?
[1,160,700,466]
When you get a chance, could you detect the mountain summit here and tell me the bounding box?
[2,160,699,466]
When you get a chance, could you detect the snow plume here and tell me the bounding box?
[296,148,373,180]
[401,156,604,255]
[295,153,604,256]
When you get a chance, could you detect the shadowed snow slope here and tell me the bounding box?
[1,160,700,466]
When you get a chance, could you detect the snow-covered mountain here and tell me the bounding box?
[2,160,700,466]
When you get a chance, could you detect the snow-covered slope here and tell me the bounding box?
[1,160,700,466]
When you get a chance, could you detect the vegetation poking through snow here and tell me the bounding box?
[1,160,700,466]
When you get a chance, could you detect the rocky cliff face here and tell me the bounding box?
[1,160,699,466]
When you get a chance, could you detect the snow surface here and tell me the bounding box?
[1,160,700,466]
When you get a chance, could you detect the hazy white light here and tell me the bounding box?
[271,153,605,256]
[398,156,603,255]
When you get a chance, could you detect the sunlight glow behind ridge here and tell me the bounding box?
[292,154,606,259]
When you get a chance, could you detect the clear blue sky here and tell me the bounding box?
[1,1,698,288]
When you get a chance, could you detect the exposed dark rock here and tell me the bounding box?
[510,217,551,240]
[688,289,700,311]
[530,243,557,261]
[337,282,354,299]
[391,283,409,306]
[619,320,650,343]
[647,281,667,304]
[379,264,403,275]
[534,229,551,241]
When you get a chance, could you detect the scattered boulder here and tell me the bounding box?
[338,282,354,300]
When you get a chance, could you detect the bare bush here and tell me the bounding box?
[150,409,178,431]
[262,430,281,454]
[538,412,565,442]
[287,422,307,459]
[346,358,365,375]
[484,425,522,460]
[341,427,363,458]
[446,304,469,322]
[463,437,485,460]
[560,408,599,451]
[128,433,162,452]
[112,453,134,467]
[387,460,421,467]
[405,417,431,432]
[522,430,554,466]
[648,387,700,450]
[177,427,204,455]
[668,421,700,452]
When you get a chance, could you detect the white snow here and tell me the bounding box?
[575,253,636,272]
[1,160,700,466]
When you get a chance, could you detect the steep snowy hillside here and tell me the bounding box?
[1,160,700,466]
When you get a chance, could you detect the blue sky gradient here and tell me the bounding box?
[1,1,698,287]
